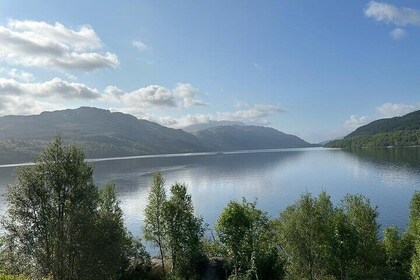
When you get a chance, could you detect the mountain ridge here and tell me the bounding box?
[194,125,314,150]
[183,121,246,133]
[326,110,420,148]
[0,107,315,164]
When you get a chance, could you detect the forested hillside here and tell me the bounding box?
[0,107,314,164]
[327,110,420,148]
[194,125,315,150]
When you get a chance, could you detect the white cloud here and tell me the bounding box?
[0,19,119,71]
[0,95,62,116]
[64,73,77,80]
[389,27,406,40]
[218,104,282,124]
[173,83,209,108]
[0,76,207,114]
[104,83,207,109]
[0,76,278,128]
[132,40,149,52]
[376,102,420,118]
[344,115,370,130]
[8,69,33,82]
[0,77,100,99]
[5,68,34,82]
[365,1,420,26]
[124,85,177,108]
[122,103,283,128]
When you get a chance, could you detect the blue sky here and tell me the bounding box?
[0,1,419,142]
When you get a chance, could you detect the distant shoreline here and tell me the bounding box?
[0,147,327,168]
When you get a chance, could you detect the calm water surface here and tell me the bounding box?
[0,147,419,236]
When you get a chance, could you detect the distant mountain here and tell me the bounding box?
[183,121,246,133]
[0,107,209,164]
[194,125,315,151]
[0,107,315,164]
[326,110,420,148]
[346,110,420,138]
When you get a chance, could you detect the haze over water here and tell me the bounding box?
[1,147,419,236]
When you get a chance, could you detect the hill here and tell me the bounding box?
[0,107,209,164]
[194,125,314,151]
[182,121,245,133]
[0,107,315,164]
[326,110,420,148]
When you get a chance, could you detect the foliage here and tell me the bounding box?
[412,230,420,280]
[277,192,335,279]
[410,192,420,280]
[326,129,420,149]
[276,193,384,280]
[163,183,206,278]
[340,194,383,278]
[95,183,133,279]
[143,172,167,272]
[0,274,30,280]
[118,235,152,280]
[1,137,135,280]
[216,199,283,279]
[346,110,420,138]
[383,226,411,279]
[408,192,420,238]
[2,136,99,279]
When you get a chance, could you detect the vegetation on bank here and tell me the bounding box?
[326,109,420,149]
[326,129,420,149]
[346,110,420,138]
[0,137,420,279]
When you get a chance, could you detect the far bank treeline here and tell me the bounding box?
[326,110,420,149]
[1,138,420,280]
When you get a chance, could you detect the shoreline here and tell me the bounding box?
[0,146,327,168]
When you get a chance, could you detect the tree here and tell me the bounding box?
[143,172,167,272]
[277,192,334,280]
[408,192,420,239]
[216,200,253,277]
[2,136,99,279]
[118,234,152,280]
[409,192,420,280]
[163,183,205,278]
[329,208,358,280]
[383,226,411,280]
[216,199,283,279]
[412,226,420,280]
[340,194,383,279]
[95,183,131,279]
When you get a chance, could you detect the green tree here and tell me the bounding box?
[329,208,357,280]
[143,172,167,272]
[409,192,420,280]
[408,192,420,239]
[118,235,152,280]
[163,183,205,278]
[341,194,383,279]
[412,227,420,280]
[383,226,410,279]
[216,199,283,279]
[95,183,131,279]
[277,192,334,280]
[2,137,99,279]
[2,138,146,280]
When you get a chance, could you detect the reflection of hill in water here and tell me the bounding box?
[91,150,306,194]
[344,148,420,170]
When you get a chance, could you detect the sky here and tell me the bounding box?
[0,0,420,143]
